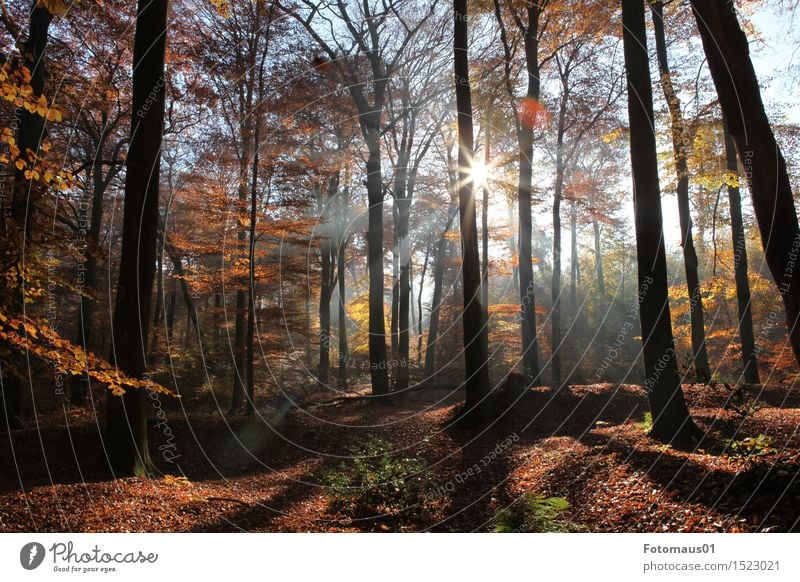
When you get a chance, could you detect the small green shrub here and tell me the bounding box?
[322,436,431,527]
[638,412,653,433]
[723,434,775,458]
[493,494,575,533]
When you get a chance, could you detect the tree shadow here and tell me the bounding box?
[581,430,800,532]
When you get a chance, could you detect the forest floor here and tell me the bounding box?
[1,382,799,532]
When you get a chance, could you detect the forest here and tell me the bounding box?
[0,0,799,534]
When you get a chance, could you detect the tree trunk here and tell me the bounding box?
[482,104,492,320]
[592,218,605,295]
[397,193,412,390]
[72,136,112,406]
[424,200,458,378]
[10,2,52,232]
[651,1,711,383]
[165,277,177,344]
[417,238,431,364]
[105,0,169,476]
[724,121,760,383]
[622,0,700,445]
[570,200,578,315]
[551,102,566,388]
[516,5,543,382]
[318,174,338,387]
[691,0,800,369]
[337,185,349,386]
[391,203,400,359]
[454,0,492,424]
[365,134,390,395]
[1,2,54,427]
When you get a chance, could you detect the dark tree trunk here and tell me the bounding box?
[165,277,177,344]
[570,200,578,315]
[424,201,458,378]
[230,289,246,412]
[105,0,169,476]
[516,4,543,382]
[724,121,760,383]
[1,2,53,427]
[150,234,164,353]
[337,186,349,386]
[592,218,605,295]
[551,96,566,388]
[622,0,700,445]
[10,2,52,231]
[482,104,492,320]
[454,0,492,424]
[365,134,390,395]
[397,193,412,390]
[230,146,251,413]
[163,244,199,337]
[651,1,711,383]
[72,134,113,406]
[417,238,431,364]
[391,205,400,359]
[318,174,338,387]
[245,107,264,415]
[690,0,800,368]
[213,292,222,343]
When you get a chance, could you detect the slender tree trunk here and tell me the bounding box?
[213,291,222,344]
[551,112,566,388]
[417,238,431,364]
[454,0,492,424]
[72,141,111,406]
[230,152,252,413]
[424,198,458,378]
[516,5,543,381]
[481,103,492,320]
[150,235,164,353]
[365,134,389,395]
[105,0,169,476]
[570,200,578,315]
[410,273,417,358]
[397,193,412,390]
[592,218,605,295]
[245,108,264,415]
[391,202,400,359]
[691,0,800,369]
[337,186,349,386]
[651,1,711,382]
[622,0,700,445]
[165,277,177,344]
[318,174,337,387]
[724,121,760,383]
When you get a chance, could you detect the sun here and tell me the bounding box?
[470,159,489,189]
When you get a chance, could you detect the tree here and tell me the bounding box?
[546,36,620,388]
[454,0,492,424]
[60,5,131,406]
[385,63,449,390]
[105,0,169,476]
[690,0,800,370]
[493,0,546,381]
[621,0,700,444]
[283,1,438,395]
[723,120,760,383]
[649,0,711,382]
[0,0,55,426]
